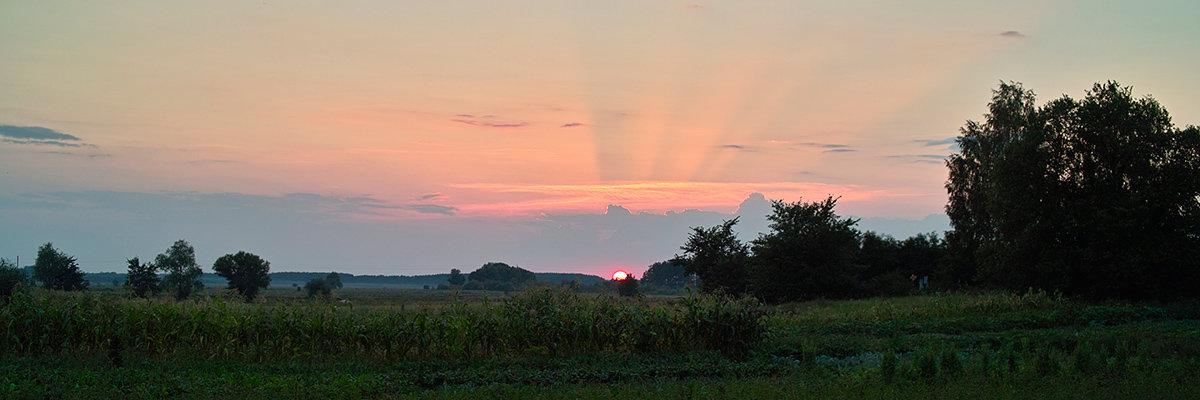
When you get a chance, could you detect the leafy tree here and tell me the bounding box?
[641,261,691,289]
[124,257,160,298]
[213,251,271,302]
[671,218,750,295]
[305,278,332,300]
[465,262,535,291]
[325,271,344,290]
[157,240,204,301]
[33,243,88,291]
[946,81,1200,299]
[749,197,861,303]
[447,268,465,287]
[616,274,639,297]
[0,258,25,300]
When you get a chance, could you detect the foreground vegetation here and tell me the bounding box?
[1,288,1197,399]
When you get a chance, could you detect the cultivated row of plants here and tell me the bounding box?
[0,288,763,362]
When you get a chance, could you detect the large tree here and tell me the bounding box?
[671,218,750,295]
[465,262,534,291]
[748,197,861,303]
[124,257,160,298]
[157,240,204,300]
[213,251,271,302]
[946,81,1200,299]
[447,268,465,287]
[33,243,87,291]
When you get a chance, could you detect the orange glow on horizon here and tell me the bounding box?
[612,271,628,281]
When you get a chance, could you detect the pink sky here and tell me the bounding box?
[2,1,1197,275]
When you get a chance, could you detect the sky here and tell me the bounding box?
[2,1,1198,276]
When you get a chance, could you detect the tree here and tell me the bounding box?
[616,274,639,297]
[748,197,861,303]
[157,240,204,300]
[946,81,1200,299]
[447,268,465,287]
[641,261,692,289]
[0,258,25,300]
[33,243,87,291]
[305,278,332,300]
[325,271,343,290]
[465,262,535,291]
[671,218,750,295]
[124,257,160,298]
[213,251,271,302]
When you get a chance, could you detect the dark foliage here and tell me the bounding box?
[123,257,159,298]
[640,261,692,289]
[213,251,271,302]
[671,218,750,295]
[0,258,25,300]
[325,271,343,289]
[946,81,1200,299]
[748,197,861,302]
[157,240,204,301]
[616,274,639,297]
[304,278,332,300]
[33,243,87,291]
[447,268,465,287]
[465,262,535,291]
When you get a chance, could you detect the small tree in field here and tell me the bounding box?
[672,219,750,296]
[616,274,639,297]
[447,268,465,287]
[325,272,343,290]
[158,240,203,300]
[124,257,160,298]
[213,251,271,302]
[305,278,332,300]
[34,243,87,291]
[0,258,25,300]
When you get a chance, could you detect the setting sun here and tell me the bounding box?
[612,271,628,281]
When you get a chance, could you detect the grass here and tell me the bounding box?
[1,287,1197,399]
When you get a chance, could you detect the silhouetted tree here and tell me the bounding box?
[0,258,25,300]
[946,81,1200,299]
[325,271,343,290]
[33,243,87,291]
[616,274,639,297]
[305,278,332,300]
[213,251,271,302]
[465,262,535,291]
[124,257,159,298]
[447,268,465,287]
[748,197,861,303]
[641,261,691,289]
[157,240,203,300]
[671,218,750,295]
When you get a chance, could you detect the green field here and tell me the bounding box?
[2,287,1198,399]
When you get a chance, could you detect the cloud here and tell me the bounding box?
[409,204,458,215]
[1,125,96,148]
[452,115,529,128]
[999,30,1025,38]
[914,137,957,147]
[560,122,584,128]
[798,142,850,149]
[887,154,948,164]
[0,125,81,141]
[823,148,857,153]
[416,193,445,201]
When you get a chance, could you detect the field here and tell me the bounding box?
[2,287,1198,399]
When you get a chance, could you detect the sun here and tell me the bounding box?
[612,271,628,281]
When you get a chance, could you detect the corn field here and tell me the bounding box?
[0,288,764,361]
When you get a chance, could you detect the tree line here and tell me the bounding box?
[674,81,1199,302]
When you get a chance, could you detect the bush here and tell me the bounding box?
[305,278,333,300]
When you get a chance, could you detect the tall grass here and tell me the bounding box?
[0,288,764,361]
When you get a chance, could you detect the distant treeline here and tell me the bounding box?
[79,271,604,288]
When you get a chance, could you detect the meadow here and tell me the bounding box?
[2,286,1198,399]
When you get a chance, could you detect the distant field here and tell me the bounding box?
[2,288,1197,399]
